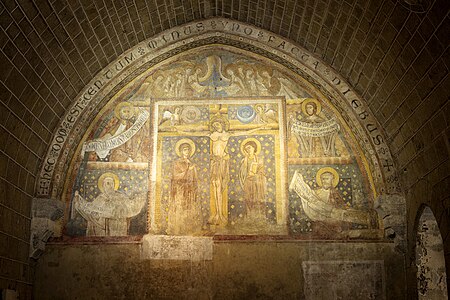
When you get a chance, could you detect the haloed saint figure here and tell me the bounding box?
[175,113,267,226]
[73,172,146,236]
[239,139,267,220]
[168,139,202,235]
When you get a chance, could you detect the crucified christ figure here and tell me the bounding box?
[176,113,267,226]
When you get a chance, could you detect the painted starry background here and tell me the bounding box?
[68,169,149,236]
[288,164,370,234]
[160,136,211,232]
[227,134,277,226]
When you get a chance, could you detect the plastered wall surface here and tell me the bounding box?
[416,207,448,299]
[35,241,404,299]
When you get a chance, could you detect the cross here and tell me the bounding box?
[383,159,394,172]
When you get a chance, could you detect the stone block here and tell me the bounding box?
[303,260,385,299]
[29,198,64,259]
[141,235,213,261]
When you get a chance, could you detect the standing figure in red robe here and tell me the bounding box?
[168,141,201,235]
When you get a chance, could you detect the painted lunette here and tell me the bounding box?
[37,17,398,199]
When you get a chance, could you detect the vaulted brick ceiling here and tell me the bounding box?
[0,0,448,292]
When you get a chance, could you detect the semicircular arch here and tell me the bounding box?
[36,18,400,200]
[34,18,406,242]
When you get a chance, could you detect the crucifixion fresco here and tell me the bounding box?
[64,48,382,240]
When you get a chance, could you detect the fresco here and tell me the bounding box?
[64,48,381,239]
[65,100,151,237]
[152,99,287,235]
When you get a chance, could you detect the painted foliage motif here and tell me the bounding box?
[65,48,382,239]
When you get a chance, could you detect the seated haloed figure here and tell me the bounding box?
[82,101,150,163]
[73,172,146,236]
[290,167,379,235]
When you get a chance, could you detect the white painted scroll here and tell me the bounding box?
[289,171,373,225]
[81,109,149,159]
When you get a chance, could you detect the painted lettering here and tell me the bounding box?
[43,163,54,173]
[196,22,204,31]
[183,26,192,35]
[372,135,383,146]
[87,87,96,95]
[116,60,124,71]
[67,115,76,123]
[82,92,91,101]
[148,40,158,49]
[312,61,319,69]
[39,181,50,193]
[51,143,61,151]
[351,99,360,109]
[342,87,351,95]
[73,102,85,111]
[41,172,52,180]
[124,53,134,64]
[69,108,80,117]
[39,179,49,187]
[46,158,56,165]
[79,97,89,106]
[37,18,396,197]
[332,77,340,85]
[171,31,180,40]
[58,128,67,136]
[55,135,65,144]
[359,111,369,120]
[291,47,300,55]
[62,121,71,129]
[94,80,103,90]
[104,69,113,79]
[366,123,378,133]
